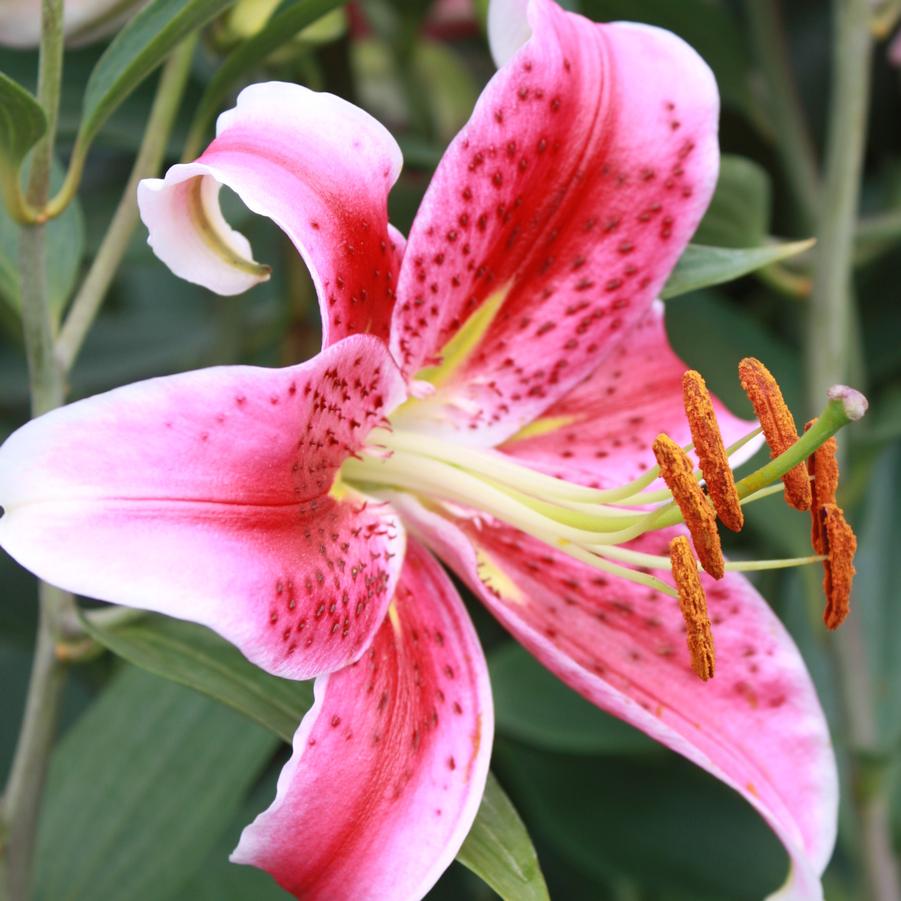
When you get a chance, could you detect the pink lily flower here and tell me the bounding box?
[0,1,837,898]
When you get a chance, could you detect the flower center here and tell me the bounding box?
[339,361,866,679]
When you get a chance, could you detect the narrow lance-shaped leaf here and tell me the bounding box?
[662,239,814,300]
[76,0,237,152]
[0,73,46,219]
[185,0,346,157]
[34,666,278,901]
[84,610,550,900]
[82,612,312,742]
[0,158,85,319]
[458,772,551,901]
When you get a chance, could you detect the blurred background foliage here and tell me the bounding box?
[1,0,900,898]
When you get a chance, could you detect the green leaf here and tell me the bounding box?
[490,642,658,755]
[496,741,787,901]
[35,665,278,901]
[83,611,312,742]
[694,155,772,249]
[175,767,294,901]
[83,613,547,899]
[0,73,46,217]
[0,158,84,319]
[662,240,814,300]
[186,0,344,156]
[78,0,235,150]
[458,772,549,901]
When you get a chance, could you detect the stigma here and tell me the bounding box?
[341,358,866,679]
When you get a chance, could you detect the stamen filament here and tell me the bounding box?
[585,543,826,573]
[342,450,678,597]
[373,425,762,510]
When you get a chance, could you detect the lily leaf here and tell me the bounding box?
[85,611,549,899]
[694,154,772,249]
[77,0,236,151]
[458,772,550,901]
[187,0,345,155]
[662,239,814,300]
[490,642,658,755]
[34,666,278,901]
[0,73,46,218]
[82,610,312,742]
[0,158,84,320]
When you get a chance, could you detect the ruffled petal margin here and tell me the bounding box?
[138,82,404,347]
[0,336,409,680]
[392,495,837,900]
[231,539,493,900]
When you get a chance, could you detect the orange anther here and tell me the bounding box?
[804,421,840,555]
[820,503,857,630]
[738,357,812,511]
[682,370,744,532]
[670,536,715,681]
[653,434,725,579]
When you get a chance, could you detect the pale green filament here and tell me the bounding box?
[343,393,861,599]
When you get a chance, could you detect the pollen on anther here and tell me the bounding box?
[682,371,743,532]
[738,358,812,511]
[670,536,715,681]
[820,503,856,630]
[804,422,839,555]
[653,434,725,579]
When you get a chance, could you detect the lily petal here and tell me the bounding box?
[138,82,404,346]
[501,301,761,488]
[231,539,493,900]
[0,336,409,679]
[391,0,718,444]
[393,495,837,900]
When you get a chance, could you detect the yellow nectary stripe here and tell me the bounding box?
[415,286,509,387]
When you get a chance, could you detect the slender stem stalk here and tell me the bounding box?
[744,0,820,231]
[808,0,871,407]
[0,4,77,899]
[808,3,899,898]
[56,36,197,371]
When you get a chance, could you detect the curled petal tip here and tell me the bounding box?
[826,385,868,422]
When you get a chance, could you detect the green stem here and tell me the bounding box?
[0,586,71,901]
[807,0,871,407]
[0,4,77,899]
[744,0,820,231]
[56,36,197,372]
[808,4,899,899]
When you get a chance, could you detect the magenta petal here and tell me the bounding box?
[394,496,836,899]
[391,0,719,444]
[0,336,410,679]
[501,301,760,488]
[231,540,493,900]
[138,82,404,346]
